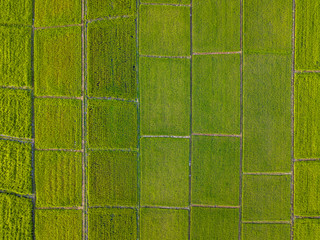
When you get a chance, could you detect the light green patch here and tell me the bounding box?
[140,57,190,136]
[140,138,189,207]
[0,0,32,25]
[34,27,82,97]
[139,5,190,56]
[294,219,320,240]
[242,223,291,240]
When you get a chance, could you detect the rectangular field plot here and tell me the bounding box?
[141,0,190,3]
[0,26,31,88]
[88,151,137,206]
[35,151,82,207]
[0,140,32,195]
[0,193,33,239]
[87,17,136,99]
[88,208,136,239]
[34,27,82,97]
[0,88,31,138]
[88,99,137,149]
[140,208,188,240]
[35,209,82,240]
[0,0,32,25]
[294,219,320,240]
[34,98,82,149]
[242,223,290,240]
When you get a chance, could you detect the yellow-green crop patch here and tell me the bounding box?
[242,223,291,240]
[34,27,82,97]
[35,209,82,240]
[140,57,190,136]
[88,151,137,206]
[88,99,137,149]
[0,0,32,25]
[87,18,136,100]
[294,219,320,240]
[140,208,188,240]
[34,98,82,149]
[0,140,32,195]
[35,151,82,207]
[141,0,189,3]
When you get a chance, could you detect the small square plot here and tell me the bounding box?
[88,208,136,239]
[294,219,320,240]
[192,54,240,134]
[139,5,190,56]
[191,207,239,239]
[0,0,32,25]
[35,151,82,207]
[140,138,189,207]
[193,0,240,53]
[35,0,81,27]
[242,223,291,240]
[0,88,32,138]
[34,27,82,97]
[35,209,82,240]
[0,140,32,195]
[34,98,82,149]
[294,161,320,216]
[0,26,31,88]
[243,175,291,221]
[294,73,320,159]
[87,18,136,99]
[192,136,240,206]
[88,99,137,149]
[140,57,190,136]
[88,151,137,206]
[140,208,188,240]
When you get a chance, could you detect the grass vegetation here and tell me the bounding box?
[0,0,32,25]
[242,223,291,240]
[141,0,189,3]
[294,219,320,240]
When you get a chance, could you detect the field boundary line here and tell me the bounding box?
[141,205,189,210]
[36,206,83,210]
[242,221,291,224]
[244,172,292,176]
[294,158,320,162]
[192,133,241,137]
[140,54,191,59]
[35,148,83,152]
[0,135,33,143]
[0,85,32,90]
[0,190,34,199]
[88,96,138,103]
[35,95,83,100]
[294,70,320,73]
[295,215,320,219]
[87,148,138,152]
[191,204,240,209]
[140,2,191,7]
[193,51,242,55]
[141,135,190,139]
[87,15,134,23]
[89,205,137,209]
[34,23,83,30]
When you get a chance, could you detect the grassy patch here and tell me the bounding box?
[35,209,82,240]
[244,0,292,54]
[35,151,82,207]
[242,223,290,240]
[34,27,82,97]
[34,98,82,149]
[140,138,189,207]
[35,0,81,27]
[0,193,32,239]
[294,219,320,240]
[191,207,239,239]
[243,54,291,172]
[0,88,31,138]
[87,18,136,100]
[242,175,291,221]
[140,208,188,240]
[0,140,32,195]
[294,161,320,216]
[88,208,136,239]
[0,26,31,87]
[294,73,320,159]
[140,57,190,136]
[139,5,190,56]
[295,0,320,70]
[192,54,240,134]
[141,0,189,3]
[88,151,137,206]
[193,0,240,53]
[88,99,137,149]
[0,0,32,25]
[192,136,240,206]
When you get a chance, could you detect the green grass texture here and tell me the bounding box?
[0,88,31,138]
[193,0,240,53]
[0,193,32,239]
[87,17,136,100]
[0,26,31,88]
[0,140,32,195]
[0,0,32,25]
[294,219,320,240]
[140,137,189,207]
[88,150,137,206]
[35,209,82,240]
[141,0,189,4]
[242,223,291,240]
[243,54,291,172]
[34,98,82,149]
[88,99,137,149]
[35,151,82,207]
[140,208,188,240]
[34,27,82,97]
[140,57,190,136]
[192,136,240,206]
[192,54,240,134]
[139,5,190,56]
[88,208,136,239]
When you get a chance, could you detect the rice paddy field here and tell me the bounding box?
[0,0,319,239]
